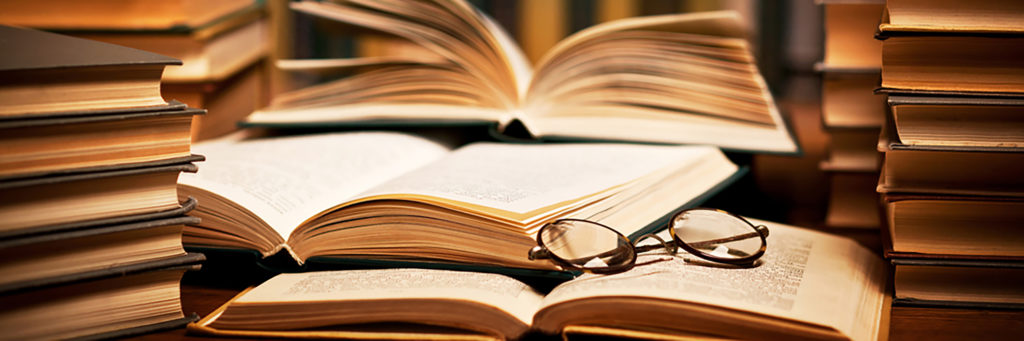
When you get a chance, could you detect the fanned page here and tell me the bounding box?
[523,11,796,153]
[246,0,527,125]
[177,132,452,254]
[533,219,887,341]
[244,1,796,154]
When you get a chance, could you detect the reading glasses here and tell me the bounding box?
[528,208,769,274]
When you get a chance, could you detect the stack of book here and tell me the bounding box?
[0,0,271,141]
[874,1,1024,338]
[0,26,205,339]
[814,0,886,246]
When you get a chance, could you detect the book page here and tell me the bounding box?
[177,132,452,238]
[236,268,544,327]
[540,219,886,341]
[355,143,720,222]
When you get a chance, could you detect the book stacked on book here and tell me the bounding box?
[814,0,886,245]
[0,26,205,339]
[875,1,1024,337]
[0,0,271,141]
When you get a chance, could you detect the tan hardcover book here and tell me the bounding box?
[888,95,1024,148]
[0,26,178,116]
[883,194,1024,258]
[0,161,200,234]
[0,253,204,340]
[880,0,1024,34]
[0,104,202,179]
[877,123,1024,197]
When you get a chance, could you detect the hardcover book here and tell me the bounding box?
[0,25,179,116]
[0,160,201,235]
[0,253,204,340]
[891,258,1024,309]
[0,102,203,180]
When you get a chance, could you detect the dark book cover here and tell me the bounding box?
[0,25,180,72]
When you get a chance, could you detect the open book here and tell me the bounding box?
[244,0,798,154]
[189,219,889,341]
[177,131,741,275]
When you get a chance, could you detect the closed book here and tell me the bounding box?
[0,212,199,293]
[882,194,1024,259]
[0,161,201,235]
[887,94,1024,148]
[0,25,178,116]
[877,123,1024,197]
[0,253,204,340]
[67,6,269,83]
[890,305,1024,341]
[876,11,1024,94]
[0,102,203,180]
[891,257,1024,309]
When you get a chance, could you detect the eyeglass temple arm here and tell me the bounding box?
[685,225,769,249]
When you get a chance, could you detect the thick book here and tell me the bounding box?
[0,253,204,340]
[177,131,743,277]
[0,102,203,180]
[243,0,799,155]
[887,94,1024,148]
[876,123,1024,197]
[879,0,1024,34]
[883,194,1024,259]
[891,257,1024,309]
[890,305,1024,340]
[876,10,1024,94]
[0,212,199,292]
[188,219,888,341]
[0,160,201,235]
[0,25,179,116]
[66,5,269,83]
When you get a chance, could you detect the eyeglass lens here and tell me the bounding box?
[672,210,764,261]
[538,220,633,271]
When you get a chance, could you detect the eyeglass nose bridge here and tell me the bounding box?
[632,233,678,255]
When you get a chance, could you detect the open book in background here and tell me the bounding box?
[244,0,798,155]
[178,131,742,278]
[188,219,888,341]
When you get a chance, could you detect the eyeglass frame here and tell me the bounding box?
[528,208,770,274]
